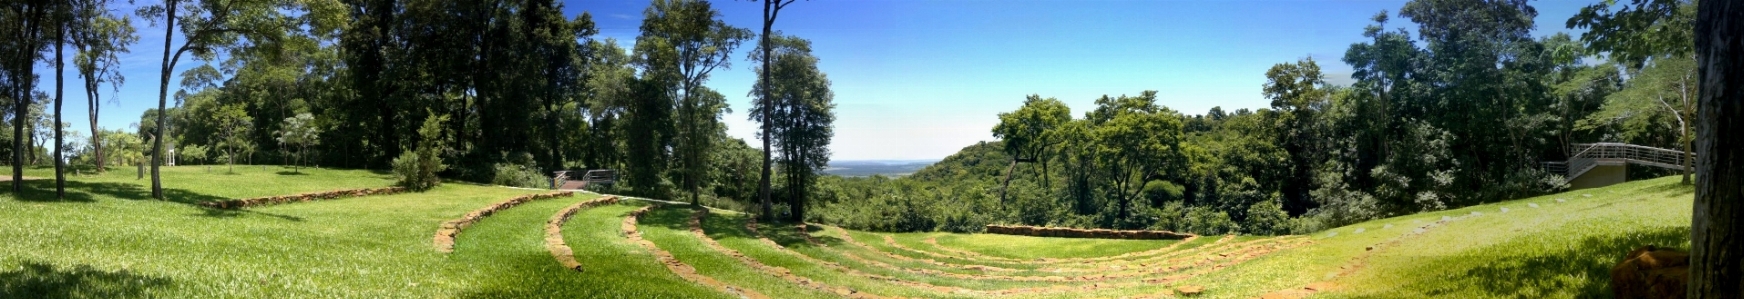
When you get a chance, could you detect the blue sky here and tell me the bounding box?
[37,0,1594,161]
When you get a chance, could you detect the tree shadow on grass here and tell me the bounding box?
[274,171,309,176]
[1394,226,1688,298]
[761,222,845,249]
[9,180,302,221]
[1639,182,1695,198]
[0,261,173,298]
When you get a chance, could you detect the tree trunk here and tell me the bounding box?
[150,0,177,200]
[757,0,778,222]
[88,69,103,172]
[53,15,65,199]
[1689,0,1744,297]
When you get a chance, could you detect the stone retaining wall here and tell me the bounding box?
[198,187,407,209]
[432,191,576,253]
[545,196,621,272]
[983,224,1194,240]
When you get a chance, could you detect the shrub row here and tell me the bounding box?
[544,196,621,272]
[199,187,407,209]
[983,224,1195,240]
[432,191,576,253]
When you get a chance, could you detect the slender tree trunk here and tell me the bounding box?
[11,3,43,192]
[1689,0,1744,297]
[88,70,103,172]
[757,0,778,222]
[150,0,177,199]
[53,15,65,199]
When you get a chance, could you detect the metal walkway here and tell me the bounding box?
[1542,143,1692,182]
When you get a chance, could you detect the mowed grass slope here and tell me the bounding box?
[1,165,1698,298]
[0,166,703,298]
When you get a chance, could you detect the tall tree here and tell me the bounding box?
[755,0,797,221]
[992,94,1070,202]
[4,0,51,192]
[51,0,70,198]
[750,34,833,222]
[1262,57,1329,215]
[1570,0,1699,184]
[634,0,751,205]
[72,0,137,172]
[137,0,292,199]
[1688,0,1742,296]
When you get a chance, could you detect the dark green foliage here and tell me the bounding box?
[393,114,447,191]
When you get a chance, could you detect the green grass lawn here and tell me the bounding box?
[927,232,1181,260]
[0,166,707,297]
[0,166,1699,298]
[19,165,396,202]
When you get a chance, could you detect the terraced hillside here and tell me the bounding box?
[0,166,1694,298]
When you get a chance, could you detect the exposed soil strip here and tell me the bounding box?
[692,210,898,299]
[1258,216,1468,299]
[626,206,772,299]
[882,233,1255,275]
[805,224,1299,284]
[923,234,1207,265]
[432,191,575,253]
[830,226,1024,273]
[200,187,406,209]
[544,196,620,272]
[827,225,1239,276]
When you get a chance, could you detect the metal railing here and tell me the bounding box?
[1562,143,1692,181]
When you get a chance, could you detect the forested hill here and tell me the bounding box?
[904,141,1010,184]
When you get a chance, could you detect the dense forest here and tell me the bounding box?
[809,0,1703,235]
[3,0,835,217]
[2,0,1704,235]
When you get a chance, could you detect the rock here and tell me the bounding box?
[1176,285,1205,296]
[1611,245,1689,299]
[1354,228,1366,234]
[1530,203,1540,208]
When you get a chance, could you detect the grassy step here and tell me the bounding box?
[635,205,833,299]
[841,227,1239,274]
[917,233,1182,261]
[0,176,594,297]
[559,201,727,298]
[446,192,664,297]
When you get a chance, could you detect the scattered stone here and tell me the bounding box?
[1471,211,1483,216]
[1583,194,1593,197]
[1325,232,1338,238]
[1501,207,1510,213]
[1529,203,1540,208]
[1383,224,1394,229]
[1557,198,1568,203]
[1441,216,1453,221]
[1354,228,1366,234]
[1176,285,1205,296]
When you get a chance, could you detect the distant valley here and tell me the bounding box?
[821,160,939,177]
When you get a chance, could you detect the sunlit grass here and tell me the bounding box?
[926,232,1180,260]
[1,165,1696,298]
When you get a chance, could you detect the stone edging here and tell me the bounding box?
[199,187,406,209]
[693,210,895,298]
[545,195,621,272]
[432,191,575,253]
[626,206,772,299]
[984,224,1195,240]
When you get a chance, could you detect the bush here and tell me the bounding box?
[492,162,546,188]
[1243,198,1291,235]
[395,114,449,191]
